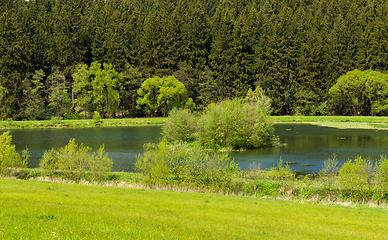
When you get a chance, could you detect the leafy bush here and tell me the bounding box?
[266,158,295,181]
[93,112,102,125]
[50,116,63,125]
[39,138,112,182]
[319,153,339,190]
[376,155,388,198]
[197,99,276,149]
[162,87,278,150]
[162,108,196,142]
[339,156,375,201]
[135,141,239,191]
[0,131,29,175]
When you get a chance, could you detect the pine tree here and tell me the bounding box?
[209,4,235,99]
[119,63,143,117]
[47,70,71,118]
[22,70,46,120]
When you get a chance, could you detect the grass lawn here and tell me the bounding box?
[1,179,387,239]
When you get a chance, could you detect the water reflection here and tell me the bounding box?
[2,123,388,173]
[0,126,162,172]
[230,124,388,173]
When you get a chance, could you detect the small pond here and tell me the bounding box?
[2,123,388,173]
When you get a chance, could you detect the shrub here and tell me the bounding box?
[93,112,102,125]
[266,158,295,181]
[376,155,388,198]
[319,153,339,190]
[39,138,112,182]
[50,116,63,125]
[162,108,196,142]
[88,145,113,182]
[339,156,375,201]
[0,131,29,176]
[163,87,278,150]
[134,142,170,181]
[135,141,239,191]
[197,97,277,149]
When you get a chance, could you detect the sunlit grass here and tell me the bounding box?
[272,116,388,130]
[1,179,388,239]
[0,117,166,129]
[3,116,388,130]
[271,115,388,123]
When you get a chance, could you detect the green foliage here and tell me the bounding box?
[135,141,239,190]
[137,76,192,117]
[88,145,113,182]
[21,70,46,120]
[92,112,102,126]
[376,155,388,198]
[39,138,112,182]
[72,63,92,119]
[73,61,122,119]
[5,0,388,118]
[47,70,71,118]
[319,153,339,190]
[163,87,277,150]
[162,108,196,142]
[266,158,295,181]
[119,64,144,118]
[320,153,340,177]
[197,67,219,107]
[197,96,277,150]
[90,62,122,118]
[339,156,375,201]
[0,85,6,103]
[0,131,29,175]
[329,70,388,116]
[50,116,63,125]
[245,87,272,115]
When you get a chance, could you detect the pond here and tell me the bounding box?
[2,123,388,173]
[230,123,388,173]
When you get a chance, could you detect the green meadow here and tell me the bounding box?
[1,178,387,239]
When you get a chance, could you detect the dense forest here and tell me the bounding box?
[1,0,388,120]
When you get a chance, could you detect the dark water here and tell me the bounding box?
[230,123,388,173]
[2,124,388,173]
[0,126,163,172]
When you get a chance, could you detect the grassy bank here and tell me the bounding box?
[271,116,388,129]
[0,117,166,129]
[271,115,388,123]
[1,178,387,239]
[3,116,388,130]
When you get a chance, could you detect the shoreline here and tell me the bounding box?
[0,117,166,129]
[2,116,388,130]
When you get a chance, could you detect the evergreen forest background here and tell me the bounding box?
[1,0,388,120]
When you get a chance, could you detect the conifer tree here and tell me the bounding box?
[47,70,71,118]
[22,70,46,120]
